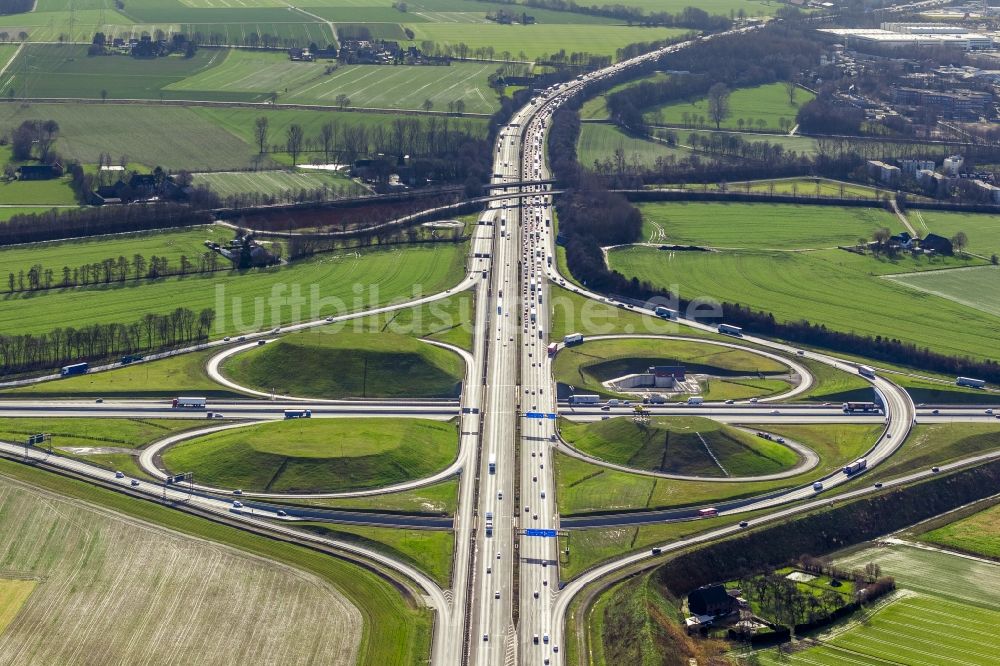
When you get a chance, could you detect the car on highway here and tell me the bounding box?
[813,482,824,491]
[233,489,243,495]
[874,482,883,489]
[495,591,500,599]
[483,634,488,642]
[497,492,503,500]
[739,521,749,528]
[276,510,287,517]
[130,479,140,486]
[724,399,735,404]
[95,398,103,403]
[533,590,539,598]
[115,471,125,478]
[932,466,940,473]
[232,500,243,508]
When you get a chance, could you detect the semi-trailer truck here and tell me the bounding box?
[698,507,718,518]
[687,396,704,406]
[547,342,559,357]
[563,333,584,346]
[172,396,207,409]
[858,365,876,378]
[568,394,600,405]
[485,511,494,536]
[60,362,89,377]
[842,402,880,413]
[843,458,868,475]
[718,324,742,337]
[957,376,986,388]
[284,409,312,419]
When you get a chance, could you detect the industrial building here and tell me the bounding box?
[820,23,995,51]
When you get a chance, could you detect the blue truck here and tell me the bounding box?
[60,362,89,377]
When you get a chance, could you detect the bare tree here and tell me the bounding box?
[707,83,731,130]
[319,121,335,163]
[785,78,797,105]
[951,231,969,255]
[286,123,304,165]
[254,116,270,154]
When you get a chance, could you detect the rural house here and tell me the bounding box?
[688,584,739,617]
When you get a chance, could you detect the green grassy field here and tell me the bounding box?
[0,206,82,222]
[920,501,1000,559]
[162,417,458,493]
[167,49,501,113]
[295,522,454,587]
[910,209,1000,257]
[0,226,229,283]
[647,82,815,131]
[351,290,476,350]
[404,24,687,60]
[0,242,467,337]
[887,265,1000,319]
[609,245,998,360]
[0,175,79,206]
[560,416,799,477]
[862,422,1000,481]
[553,336,790,400]
[638,202,901,249]
[556,423,881,515]
[275,477,459,515]
[222,330,464,398]
[0,103,260,170]
[797,356,876,403]
[756,542,1000,666]
[894,373,1000,404]
[0,470,367,664]
[4,348,244,399]
[0,456,432,666]
[578,122,691,170]
[0,417,207,479]
[673,129,823,156]
[193,169,363,198]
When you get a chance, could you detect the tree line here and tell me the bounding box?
[0,204,213,247]
[0,308,216,377]
[6,251,227,295]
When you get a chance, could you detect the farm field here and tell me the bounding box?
[161,417,458,493]
[609,245,999,360]
[0,242,467,337]
[559,416,799,477]
[221,330,465,398]
[405,24,688,60]
[0,103,260,170]
[714,176,885,198]
[920,500,1000,559]
[0,455,432,666]
[0,417,210,479]
[577,122,691,170]
[0,176,78,205]
[0,225,228,281]
[647,82,815,131]
[555,423,881,515]
[672,129,822,155]
[756,542,1000,666]
[193,169,363,199]
[166,49,501,113]
[295,522,454,587]
[910,209,1000,256]
[887,264,1000,318]
[638,202,901,249]
[0,473,363,665]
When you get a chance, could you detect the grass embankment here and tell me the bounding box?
[547,285,708,342]
[272,478,459,516]
[0,459,431,665]
[862,422,1000,482]
[0,417,208,480]
[294,523,454,588]
[162,418,458,493]
[560,416,798,478]
[577,123,691,170]
[221,331,464,399]
[4,348,242,399]
[556,424,881,516]
[553,336,791,401]
[350,291,476,351]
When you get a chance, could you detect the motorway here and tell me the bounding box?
[1,23,997,666]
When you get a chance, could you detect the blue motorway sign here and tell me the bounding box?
[525,412,558,419]
[524,529,558,538]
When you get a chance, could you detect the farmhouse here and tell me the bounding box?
[920,233,953,255]
[16,163,63,181]
[688,584,738,617]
